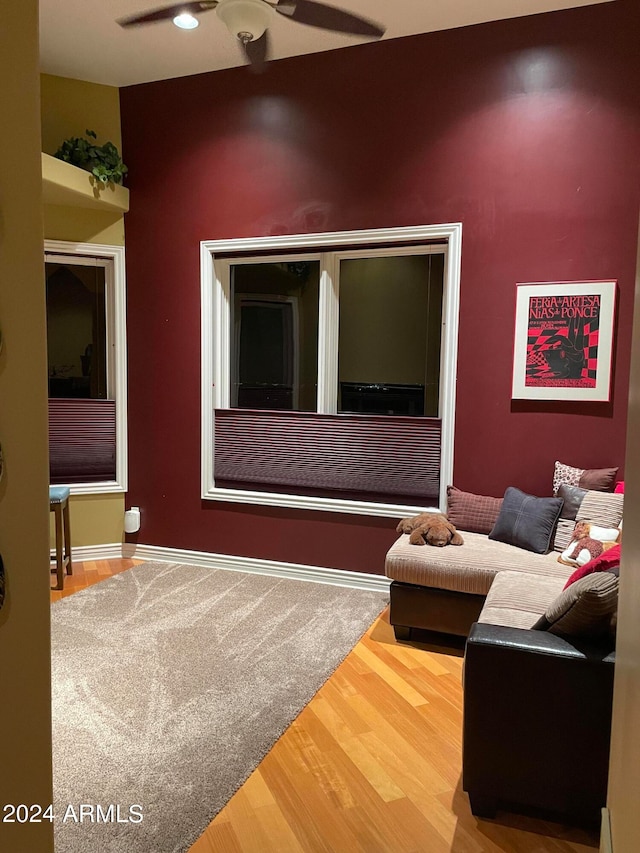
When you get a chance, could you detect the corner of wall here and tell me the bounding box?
[41,73,127,548]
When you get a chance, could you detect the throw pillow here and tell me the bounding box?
[564,544,621,589]
[553,484,588,552]
[614,481,625,494]
[552,460,619,496]
[576,490,624,529]
[533,572,619,637]
[446,486,503,535]
[553,519,576,553]
[488,487,564,554]
[552,461,584,496]
[557,484,587,520]
[553,487,623,553]
[580,467,619,492]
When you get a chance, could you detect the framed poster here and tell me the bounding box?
[512,280,616,401]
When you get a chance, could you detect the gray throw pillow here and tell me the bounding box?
[532,572,619,637]
[557,484,587,520]
[489,487,564,554]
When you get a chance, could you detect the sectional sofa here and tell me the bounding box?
[384,481,622,825]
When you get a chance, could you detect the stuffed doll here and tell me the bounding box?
[558,521,619,568]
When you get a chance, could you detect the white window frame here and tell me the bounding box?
[44,239,128,495]
[201,223,462,518]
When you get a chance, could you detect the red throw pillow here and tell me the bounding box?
[564,544,621,589]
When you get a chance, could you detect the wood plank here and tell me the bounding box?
[352,641,431,707]
[258,747,366,853]
[189,818,244,853]
[249,803,306,852]
[240,768,277,812]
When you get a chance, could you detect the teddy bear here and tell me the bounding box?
[396,512,435,535]
[558,521,619,567]
[396,512,464,547]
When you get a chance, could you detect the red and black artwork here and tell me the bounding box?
[525,294,600,388]
[512,281,616,402]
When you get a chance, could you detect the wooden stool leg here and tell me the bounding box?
[63,498,73,576]
[54,504,64,591]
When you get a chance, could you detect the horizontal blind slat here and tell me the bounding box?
[49,399,117,483]
[214,409,441,499]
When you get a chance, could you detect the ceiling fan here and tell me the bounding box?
[118,0,386,68]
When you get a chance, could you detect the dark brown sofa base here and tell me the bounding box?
[463,623,615,826]
[388,573,615,827]
[389,580,485,639]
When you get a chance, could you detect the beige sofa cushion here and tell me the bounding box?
[478,571,567,629]
[385,531,571,595]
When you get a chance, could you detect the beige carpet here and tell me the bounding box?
[51,561,388,852]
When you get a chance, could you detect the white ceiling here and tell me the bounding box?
[39,0,613,88]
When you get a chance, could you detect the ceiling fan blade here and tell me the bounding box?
[275,0,384,38]
[241,29,271,70]
[118,1,216,28]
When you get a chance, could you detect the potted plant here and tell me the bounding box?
[54,129,128,186]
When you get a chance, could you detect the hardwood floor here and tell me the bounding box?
[49,556,140,603]
[52,560,600,853]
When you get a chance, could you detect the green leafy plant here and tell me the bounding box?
[54,129,128,186]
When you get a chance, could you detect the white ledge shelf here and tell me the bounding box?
[42,153,129,213]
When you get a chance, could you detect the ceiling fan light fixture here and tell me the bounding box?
[216,0,272,42]
[173,12,200,29]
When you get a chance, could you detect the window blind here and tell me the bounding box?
[49,399,117,484]
[214,409,441,500]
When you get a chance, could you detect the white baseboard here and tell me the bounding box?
[50,543,124,563]
[122,542,391,593]
[600,808,613,853]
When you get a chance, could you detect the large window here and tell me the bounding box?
[45,241,128,494]
[201,224,462,517]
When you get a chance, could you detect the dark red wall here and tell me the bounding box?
[120,0,640,574]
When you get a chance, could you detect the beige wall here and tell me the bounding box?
[67,494,128,547]
[40,72,122,154]
[0,5,54,851]
[338,254,444,415]
[606,218,640,853]
[339,256,431,386]
[43,204,125,246]
[41,73,126,546]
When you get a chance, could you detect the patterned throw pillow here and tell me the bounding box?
[552,461,584,496]
[446,486,503,534]
[552,460,619,496]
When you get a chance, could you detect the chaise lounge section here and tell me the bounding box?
[385,529,567,639]
[463,572,615,825]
